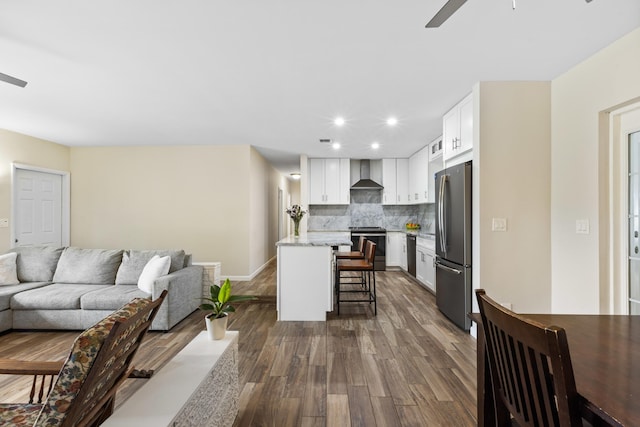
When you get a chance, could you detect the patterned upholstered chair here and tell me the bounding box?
[0,291,166,427]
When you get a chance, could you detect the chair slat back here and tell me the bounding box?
[475,289,582,427]
[357,235,366,254]
[365,241,376,266]
[35,291,166,427]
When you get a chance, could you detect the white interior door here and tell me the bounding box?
[14,168,63,246]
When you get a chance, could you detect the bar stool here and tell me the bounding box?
[335,235,366,260]
[335,240,377,315]
[335,236,367,288]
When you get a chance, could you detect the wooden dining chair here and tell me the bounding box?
[335,240,377,315]
[0,291,167,427]
[475,289,583,427]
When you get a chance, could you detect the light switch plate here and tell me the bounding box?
[492,218,507,232]
[576,219,590,234]
[0,218,8,228]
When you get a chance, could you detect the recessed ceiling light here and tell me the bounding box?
[334,117,345,127]
[371,142,380,150]
[290,173,301,180]
[332,141,341,150]
[386,117,398,127]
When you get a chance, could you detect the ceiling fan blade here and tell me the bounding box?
[425,0,468,28]
[0,72,28,88]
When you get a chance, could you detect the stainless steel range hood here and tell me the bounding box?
[351,159,383,190]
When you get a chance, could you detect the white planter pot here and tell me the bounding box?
[205,314,228,340]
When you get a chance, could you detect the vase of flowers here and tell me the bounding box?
[286,205,307,237]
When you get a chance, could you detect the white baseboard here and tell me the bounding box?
[196,257,275,283]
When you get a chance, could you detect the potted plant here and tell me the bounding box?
[199,278,256,340]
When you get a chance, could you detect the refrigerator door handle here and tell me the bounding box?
[438,175,448,255]
[435,261,462,274]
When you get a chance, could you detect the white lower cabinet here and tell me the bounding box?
[416,238,435,293]
[424,249,435,292]
[386,232,404,268]
[400,235,408,271]
[416,245,427,284]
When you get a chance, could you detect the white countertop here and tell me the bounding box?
[276,232,352,247]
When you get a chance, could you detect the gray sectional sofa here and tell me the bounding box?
[0,246,203,332]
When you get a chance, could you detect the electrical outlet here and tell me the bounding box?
[0,218,8,228]
[576,219,590,234]
[492,218,507,232]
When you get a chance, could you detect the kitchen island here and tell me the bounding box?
[276,232,352,321]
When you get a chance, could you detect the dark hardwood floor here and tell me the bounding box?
[0,260,477,426]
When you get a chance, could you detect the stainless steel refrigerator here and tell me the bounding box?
[435,160,472,331]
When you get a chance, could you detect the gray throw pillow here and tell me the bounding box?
[10,245,65,282]
[115,249,185,285]
[53,247,124,285]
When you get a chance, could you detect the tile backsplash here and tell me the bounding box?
[307,190,435,233]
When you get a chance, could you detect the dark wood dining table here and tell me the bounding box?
[471,313,640,426]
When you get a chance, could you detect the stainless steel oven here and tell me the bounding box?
[349,227,386,271]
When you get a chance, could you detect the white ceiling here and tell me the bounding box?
[1,1,639,175]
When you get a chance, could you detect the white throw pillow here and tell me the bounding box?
[137,255,171,293]
[0,252,20,285]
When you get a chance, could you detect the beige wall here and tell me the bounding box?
[249,147,289,275]
[473,82,552,313]
[70,145,254,276]
[0,130,70,253]
[1,131,293,279]
[551,28,640,313]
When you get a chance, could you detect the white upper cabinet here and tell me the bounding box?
[382,159,397,205]
[443,93,473,162]
[396,158,410,204]
[382,158,410,205]
[429,137,443,160]
[409,145,429,204]
[309,158,350,204]
[427,136,444,204]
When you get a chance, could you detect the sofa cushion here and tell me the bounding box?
[115,249,185,285]
[9,246,64,282]
[0,252,19,285]
[0,282,50,311]
[137,255,171,293]
[53,248,123,285]
[11,284,111,310]
[80,285,150,310]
